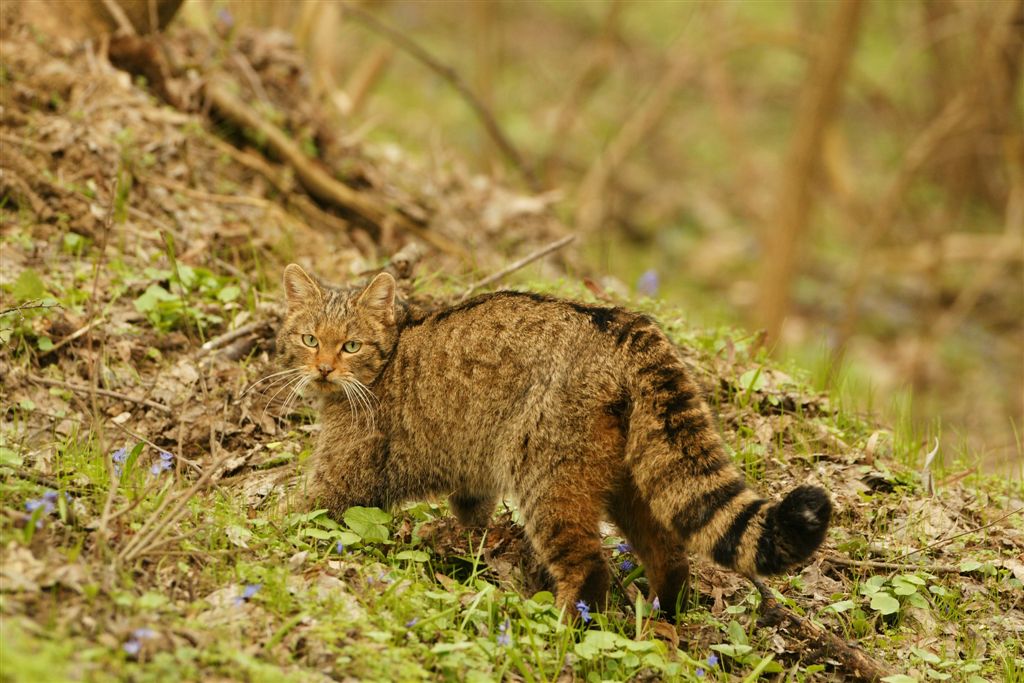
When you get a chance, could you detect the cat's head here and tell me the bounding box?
[277,264,398,397]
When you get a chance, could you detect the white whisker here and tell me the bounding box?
[243,368,302,396]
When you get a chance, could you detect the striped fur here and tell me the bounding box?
[279,266,832,614]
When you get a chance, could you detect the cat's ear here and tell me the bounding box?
[283,264,322,307]
[356,272,396,323]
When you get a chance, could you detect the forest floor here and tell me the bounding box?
[2,19,1023,683]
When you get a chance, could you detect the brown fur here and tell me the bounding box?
[277,265,832,614]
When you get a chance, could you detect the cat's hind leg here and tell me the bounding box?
[609,473,691,616]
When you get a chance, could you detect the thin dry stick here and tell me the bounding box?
[119,452,232,563]
[196,320,270,357]
[459,235,575,301]
[41,318,104,356]
[887,506,1024,564]
[27,374,172,414]
[342,2,539,191]
[101,0,138,35]
[0,300,61,318]
[574,22,703,234]
[204,77,469,260]
[822,552,960,575]
[752,578,893,681]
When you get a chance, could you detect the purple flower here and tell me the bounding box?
[335,540,345,554]
[619,559,635,572]
[636,269,659,298]
[651,597,661,612]
[217,8,234,28]
[150,451,173,476]
[133,628,157,640]
[496,617,511,646]
[24,490,58,527]
[405,617,418,628]
[123,640,141,656]
[575,600,591,624]
[112,447,129,476]
[695,668,705,678]
[234,583,262,606]
[707,653,719,667]
[616,542,631,554]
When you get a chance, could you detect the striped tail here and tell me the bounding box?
[621,322,831,577]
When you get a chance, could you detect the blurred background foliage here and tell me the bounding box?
[181,0,1022,474]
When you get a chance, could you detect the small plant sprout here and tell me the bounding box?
[575,600,591,624]
[234,583,262,606]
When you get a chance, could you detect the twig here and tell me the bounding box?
[203,77,469,260]
[101,0,138,35]
[196,320,271,357]
[26,374,172,414]
[0,300,61,318]
[342,3,539,191]
[752,578,894,681]
[141,173,274,208]
[40,317,104,356]
[459,235,575,301]
[821,552,960,575]
[888,506,1024,564]
[1,466,59,489]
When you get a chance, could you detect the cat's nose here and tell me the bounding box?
[318,363,333,378]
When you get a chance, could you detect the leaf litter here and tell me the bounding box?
[0,14,1022,683]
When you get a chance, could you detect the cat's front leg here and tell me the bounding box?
[305,436,389,519]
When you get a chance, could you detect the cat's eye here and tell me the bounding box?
[301,334,318,348]
[342,340,361,353]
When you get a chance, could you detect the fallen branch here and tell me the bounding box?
[752,578,894,681]
[0,300,61,318]
[27,374,172,414]
[342,3,539,191]
[204,77,468,259]
[459,234,575,301]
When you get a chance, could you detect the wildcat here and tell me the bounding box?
[276,264,831,614]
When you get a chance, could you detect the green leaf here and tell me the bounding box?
[36,337,53,352]
[881,676,919,683]
[0,447,23,467]
[711,643,753,657]
[827,599,856,613]
[302,528,333,540]
[133,284,176,313]
[891,579,918,596]
[958,559,982,573]
[869,592,901,615]
[217,285,241,302]
[343,506,391,542]
[395,550,429,562]
[11,269,47,302]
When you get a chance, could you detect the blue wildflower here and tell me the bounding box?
[496,617,511,647]
[707,653,719,667]
[695,668,705,678]
[123,640,141,656]
[217,7,234,28]
[651,596,661,613]
[150,450,173,476]
[24,490,58,528]
[620,559,635,572]
[636,269,659,298]
[405,617,418,628]
[616,542,631,554]
[112,447,129,476]
[575,600,591,624]
[335,540,345,554]
[133,628,157,640]
[234,583,262,606]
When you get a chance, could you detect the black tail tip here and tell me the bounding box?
[756,485,832,575]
